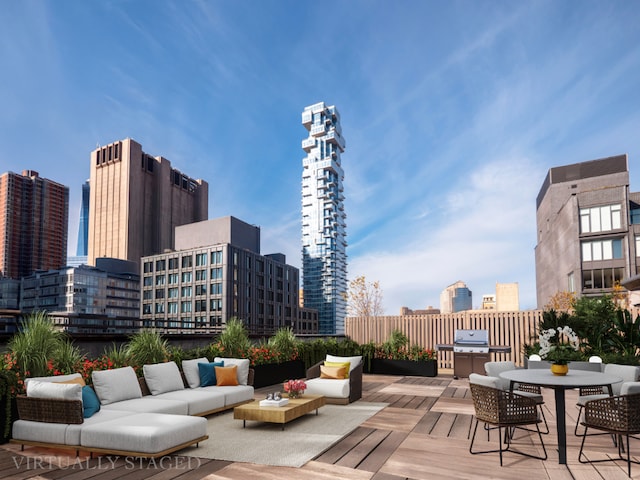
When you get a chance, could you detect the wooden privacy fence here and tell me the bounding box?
[345,310,544,369]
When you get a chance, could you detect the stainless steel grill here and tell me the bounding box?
[453,329,490,353]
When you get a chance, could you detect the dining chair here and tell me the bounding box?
[574,364,640,436]
[484,361,548,434]
[468,374,547,466]
[578,387,640,477]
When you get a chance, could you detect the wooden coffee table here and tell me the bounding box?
[233,394,326,430]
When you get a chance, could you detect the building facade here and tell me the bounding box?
[141,217,310,336]
[76,180,90,257]
[535,154,640,308]
[20,258,140,334]
[88,138,208,268]
[439,280,473,313]
[301,102,348,335]
[0,170,69,280]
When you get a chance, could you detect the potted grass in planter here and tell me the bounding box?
[370,330,438,377]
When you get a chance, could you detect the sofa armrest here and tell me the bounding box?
[16,395,84,424]
[306,361,323,380]
[247,368,255,386]
[138,376,151,396]
[348,362,363,403]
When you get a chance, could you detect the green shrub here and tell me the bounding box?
[8,312,64,377]
[126,330,169,369]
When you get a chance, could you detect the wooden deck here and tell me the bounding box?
[2,372,639,479]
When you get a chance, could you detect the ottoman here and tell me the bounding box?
[80,412,208,457]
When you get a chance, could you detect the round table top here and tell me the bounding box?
[499,368,622,388]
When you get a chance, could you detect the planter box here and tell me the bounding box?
[370,359,437,377]
[252,360,306,389]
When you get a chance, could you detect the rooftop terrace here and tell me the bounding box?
[1,371,638,479]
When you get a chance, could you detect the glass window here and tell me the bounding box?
[143,277,153,286]
[195,269,206,281]
[168,287,178,298]
[580,204,622,233]
[143,262,153,273]
[182,255,192,268]
[155,275,165,286]
[155,259,166,271]
[180,301,192,313]
[631,207,640,225]
[168,273,179,284]
[168,302,178,313]
[181,271,192,282]
[196,253,207,266]
[181,286,192,297]
[168,258,179,269]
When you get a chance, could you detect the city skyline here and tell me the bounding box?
[1,2,640,313]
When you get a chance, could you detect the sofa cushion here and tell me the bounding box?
[198,361,224,387]
[12,419,71,446]
[27,380,83,403]
[324,362,351,378]
[82,386,101,418]
[143,361,185,395]
[92,366,142,405]
[215,365,238,386]
[326,355,362,373]
[24,372,83,387]
[214,357,250,385]
[54,376,86,386]
[100,396,189,415]
[155,389,226,415]
[80,412,207,455]
[204,385,255,407]
[182,357,210,388]
[305,378,350,399]
[320,365,347,379]
[65,409,136,445]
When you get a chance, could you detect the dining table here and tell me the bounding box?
[499,368,622,465]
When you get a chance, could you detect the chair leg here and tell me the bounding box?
[538,405,549,434]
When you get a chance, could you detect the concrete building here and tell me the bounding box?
[141,216,315,336]
[481,294,496,310]
[0,170,69,279]
[439,280,473,313]
[88,138,208,269]
[301,102,348,335]
[400,306,440,315]
[20,258,140,334]
[495,282,520,311]
[535,154,640,308]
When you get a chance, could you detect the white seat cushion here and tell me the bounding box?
[304,378,349,399]
[204,385,255,406]
[80,413,207,454]
[65,410,136,445]
[155,389,225,415]
[100,397,188,415]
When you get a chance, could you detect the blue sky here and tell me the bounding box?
[2,1,639,313]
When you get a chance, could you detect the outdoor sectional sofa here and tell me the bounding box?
[11,358,255,458]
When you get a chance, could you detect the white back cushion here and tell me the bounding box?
[25,372,83,388]
[469,373,499,389]
[92,366,142,405]
[143,361,185,395]
[325,354,362,373]
[27,380,82,402]
[182,357,209,388]
[214,357,250,385]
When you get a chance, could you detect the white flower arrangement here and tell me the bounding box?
[538,326,580,365]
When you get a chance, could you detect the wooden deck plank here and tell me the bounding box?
[335,429,391,469]
[314,427,376,464]
[356,431,408,474]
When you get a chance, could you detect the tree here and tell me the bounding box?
[344,275,384,317]
[543,290,576,312]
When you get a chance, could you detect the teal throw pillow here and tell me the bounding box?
[82,385,101,418]
[198,361,224,387]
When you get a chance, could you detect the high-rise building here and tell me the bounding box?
[0,170,69,279]
[20,258,140,334]
[535,154,640,308]
[76,180,90,256]
[88,138,208,268]
[301,102,348,335]
[140,216,307,335]
[440,280,473,313]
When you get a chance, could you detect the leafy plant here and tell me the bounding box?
[101,343,131,368]
[126,330,169,369]
[215,318,251,358]
[51,340,85,375]
[268,327,299,362]
[8,312,64,377]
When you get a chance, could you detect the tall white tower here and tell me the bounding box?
[301,102,347,334]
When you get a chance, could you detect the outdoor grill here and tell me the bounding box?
[453,329,490,354]
[451,329,491,378]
